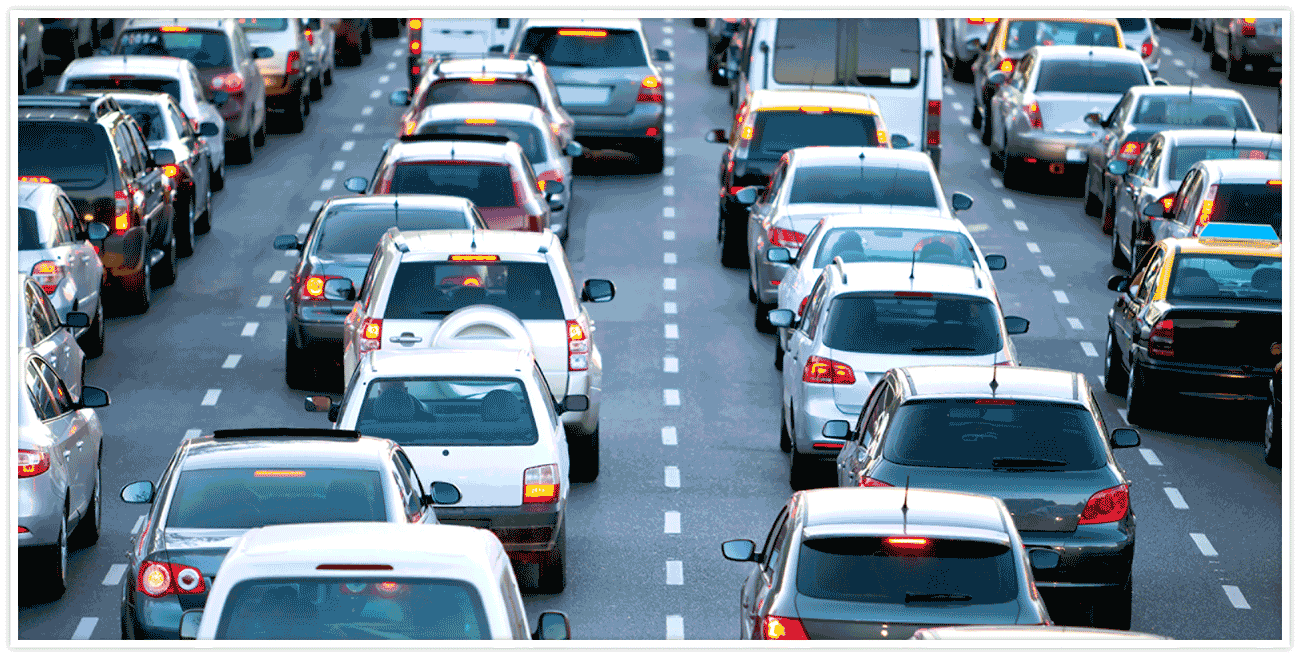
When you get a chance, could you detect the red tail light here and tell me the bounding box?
[300,274,343,300]
[137,561,207,597]
[637,76,664,103]
[767,226,806,250]
[211,73,244,93]
[1140,38,1154,59]
[1149,192,1176,218]
[160,26,189,33]
[1117,141,1144,163]
[410,39,421,55]
[114,189,131,231]
[858,475,892,487]
[967,18,997,24]
[1241,19,1256,37]
[760,615,809,640]
[286,50,302,75]
[31,260,63,295]
[727,186,746,196]
[798,296,809,316]
[161,164,179,179]
[567,320,589,370]
[1078,484,1129,524]
[359,318,382,353]
[410,19,422,30]
[926,99,942,146]
[1024,101,1043,129]
[802,356,856,384]
[998,58,1016,74]
[18,449,50,478]
[1192,184,1218,235]
[1148,319,1174,358]
[813,442,844,450]
[305,28,313,46]
[523,464,560,503]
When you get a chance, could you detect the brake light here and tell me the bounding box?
[1024,101,1043,129]
[798,296,809,316]
[523,464,560,503]
[1140,38,1154,59]
[893,291,933,297]
[927,99,942,146]
[18,527,29,533]
[410,19,422,30]
[1078,484,1129,524]
[359,317,382,353]
[975,398,1016,405]
[885,537,930,547]
[567,320,589,371]
[1148,319,1174,358]
[469,76,497,84]
[799,106,829,114]
[18,449,50,478]
[31,261,63,295]
[967,18,997,24]
[404,120,416,135]
[803,356,856,384]
[161,164,179,179]
[160,26,188,32]
[211,73,244,93]
[998,58,1016,74]
[301,274,340,300]
[305,28,313,46]
[1150,192,1175,217]
[286,50,302,75]
[1192,184,1218,234]
[858,475,892,487]
[728,186,745,196]
[646,127,659,137]
[637,76,664,103]
[558,28,607,37]
[410,40,421,55]
[19,176,51,183]
[465,118,496,125]
[1118,141,1144,163]
[449,254,500,262]
[114,189,131,231]
[137,561,206,597]
[767,226,806,250]
[1242,19,1256,37]
[761,615,809,640]
[813,442,844,450]
[1267,179,1281,186]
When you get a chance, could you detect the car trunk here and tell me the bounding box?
[795,595,1024,639]
[421,24,493,55]
[162,528,252,609]
[826,349,1002,416]
[404,445,523,507]
[1160,308,1280,370]
[549,67,639,116]
[1034,92,1123,132]
[307,255,370,315]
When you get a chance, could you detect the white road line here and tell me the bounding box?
[1164,487,1190,509]
[664,356,679,373]
[663,230,676,240]
[1053,290,1069,304]
[981,157,991,169]
[1222,585,1251,609]
[131,515,145,534]
[663,26,674,34]
[1190,533,1219,556]
[369,89,381,99]
[184,428,202,440]
[944,85,955,95]
[71,617,98,640]
[352,123,365,133]
[664,466,680,488]
[378,75,390,84]
[664,122,675,133]
[968,133,980,144]
[664,166,675,176]
[297,222,310,234]
[1161,47,1173,56]
[1039,265,1056,278]
[664,277,677,291]
[951,102,963,111]
[1186,69,1199,79]
[1080,341,1098,357]
[1014,219,1029,231]
[662,426,677,446]
[270,270,288,284]
[665,76,675,85]
[664,302,677,314]
[285,249,297,257]
[241,322,259,337]
[1067,317,1083,330]
[664,389,680,406]
[1173,58,1185,67]
[309,200,323,212]
[664,145,676,156]
[392,48,403,57]
[664,252,677,264]
[103,564,128,586]
[332,160,346,172]
[663,206,676,218]
[342,140,355,152]
[958,115,971,126]
[361,106,373,116]
[665,106,674,116]
[666,615,684,640]
[662,38,674,48]
[663,62,675,71]
[1139,448,1162,466]
[201,389,221,406]
[666,560,683,584]
[665,323,679,339]
[966,223,989,233]
[320,178,335,191]
[1027,242,1041,253]
[991,177,1004,189]
[256,295,273,309]
[1002,197,1016,209]
[385,61,396,71]
[222,354,242,369]
[1096,375,1105,388]
[663,185,675,196]
[665,511,681,534]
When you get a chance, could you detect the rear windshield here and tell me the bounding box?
[773,18,921,86]
[1169,145,1280,180]
[1206,184,1283,238]
[1034,60,1147,94]
[797,537,1017,605]
[751,111,883,156]
[390,162,516,208]
[236,18,289,32]
[17,123,110,186]
[418,121,547,163]
[117,28,233,68]
[882,400,1108,470]
[1168,254,1281,302]
[811,228,975,269]
[420,80,542,108]
[519,27,647,67]
[18,208,44,251]
[1132,95,1255,129]
[1117,18,1148,32]
[354,378,538,447]
[822,294,1003,355]
[1005,20,1121,50]
[789,166,937,207]
[314,207,476,256]
[166,468,387,528]
[116,101,167,141]
[384,261,563,320]
[64,76,182,104]
[217,578,489,640]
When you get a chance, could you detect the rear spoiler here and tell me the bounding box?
[398,133,511,144]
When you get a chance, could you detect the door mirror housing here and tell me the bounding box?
[322,278,356,301]
[273,234,301,251]
[533,612,571,640]
[1107,275,1131,292]
[542,180,564,195]
[766,247,793,264]
[344,177,368,193]
[1106,159,1129,176]
[890,133,912,149]
[487,44,505,54]
[64,311,90,328]
[198,121,221,137]
[951,191,974,211]
[1083,112,1103,126]
[430,481,463,505]
[1142,200,1172,219]
[984,254,1007,270]
[151,148,176,166]
[704,128,728,143]
[1152,77,1169,86]
[564,141,584,157]
[548,198,565,212]
[768,309,796,328]
[721,539,758,563]
[389,90,410,107]
[306,18,322,30]
[560,395,590,414]
[581,279,615,303]
[179,609,204,640]
[121,481,155,504]
[86,222,110,241]
[821,420,851,440]
[1004,316,1030,335]
[211,90,230,106]
[987,70,1008,87]
[78,386,111,409]
[304,395,334,413]
[1028,548,1061,570]
[252,46,274,59]
[654,48,672,63]
[1110,428,1141,448]
[734,185,760,205]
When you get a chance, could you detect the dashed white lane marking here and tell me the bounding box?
[666,90,675,102]
[369,89,381,99]
[665,511,681,534]
[71,617,97,640]
[966,223,989,233]
[1039,265,1056,278]
[131,515,145,534]
[665,106,674,116]
[665,76,675,86]
[1164,487,1190,509]
[664,356,679,373]
[270,270,288,284]
[201,389,222,406]
[663,62,675,71]
[1161,47,1173,56]
[664,277,677,291]
[1026,242,1041,253]
[662,38,673,48]
[222,354,242,369]
[1002,197,1016,209]
[664,122,675,133]
[663,230,676,240]
[1173,58,1185,67]
[958,115,971,126]
[663,25,674,34]
[664,252,677,264]
[665,323,679,339]
[664,145,676,156]
[664,466,680,488]
[1222,585,1251,609]
[309,200,323,212]
[320,178,335,191]
[951,102,963,111]
[1097,375,1105,388]
[666,560,683,584]
[392,47,403,57]
[664,389,680,406]
[332,160,346,172]
[663,206,676,217]
[968,133,980,144]
[1014,219,1029,231]
[342,140,355,152]
[1067,317,1083,330]
[378,75,390,84]
[663,185,675,196]
[944,85,955,95]
[1080,341,1098,357]
[664,302,677,314]
[351,123,365,133]
[981,157,991,169]
[256,295,273,309]
[385,61,396,71]
[1053,290,1069,304]
[297,222,310,234]
[663,17,673,22]
[361,106,373,116]
[1186,69,1199,79]
[241,322,259,337]
[184,428,202,440]
[664,165,675,176]
[666,615,684,640]
[103,564,128,586]
[662,426,677,445]
[1190,533,1219,556]
[991,177,1004,189]
[1139,448,1162,466]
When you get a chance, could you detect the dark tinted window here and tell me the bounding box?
[789,166,937,207]
[354,378,537,447]
[390,162,516,208]
[315,206,475,255]
[1169,254,1281,302]
[1034,60,1147,94]
[519,27,647,67]
[751,111,882,155]
[65,76,182,104]
[236,18,289,32]
[796,537,1018,605]
[17,123,111,186]
[1132,95,1255,129]
[1206,184,1282,237]
[18,208,45,250]
[384,261,563,320]
[116,101,167,140]
[882,400,1108,470]
[117,29,233,68]
[813,228,975,269]
[421,80,542,108]
[418,121,546,163]
[772,18,921,87]
[1169,145,1280,180]
[823,294,1003,355]
[1005,20,1120,50]
[217,578,489,640]
[852,19,921,86]
[1117,18,1148,32]
[772,18,837,85]
[166,468,387,528]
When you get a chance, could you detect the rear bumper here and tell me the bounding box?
[793,390,854,457]
[435,503,563,555]
[17,476,64,548]
[1139,360,1273,401]
[1007,131,1096,164]
[754,247,791,304]
[99,228,147,279]
[1020,518,1136,589]
[560,349,600,434]
[571,103,664,140]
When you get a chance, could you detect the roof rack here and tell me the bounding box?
[428,52,538,77]
[398,133,511,144]
[210,428,362,440]
[17,94,121,118]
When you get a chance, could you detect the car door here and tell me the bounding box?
[749,158,788,264]
[38,356,95,515]
[56,194,101,314]
[1115,245,1164,363]
[783,276,827,404]
[393,449,434,524]
[125,121,169,240]
[740,504,788,638]
[26,357,82,510]
[836,379,885,484]
[172,101,212,210]
[26,280,75,386]
[1095,91,1134,182]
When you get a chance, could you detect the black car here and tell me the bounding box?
[706,18,743,86]
[1265,342,1281,467]
[19,94,177,314]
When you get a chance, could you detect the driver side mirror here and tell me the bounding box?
[150,149,175,167]
[389,90,410,107]
[1107,275,1131,292]
[1083,112,1103,126]
[86,221,110,242]
[581,279,615,303]
[120,481,155,504]
[77,386,111,409]
[198,121,221,137]
[273,234,301,251]
[429,481,462,505]
[768,309,795,329]
[1142,200,1173,219]
[704,128,728,143]
[821,420,851,440]
[344,177,368,193]
[987,70,1008,87]
[890,133,912,150]
[304,395,340,422]
[1110,428,1141,448]
[542,180,564,195]
[322,278,356,302]
[559,394,589,414]
[487,44,505,54]
[734,186,760,205]
[533,612,571,640]
[1107,159,1129,176]
[721,539,758,563]
[564,141,584,157]
[64,311,90,329]
[951,192,974,211]
[1028,548,1060,570]
[252,46,274,59]
[984,254,1006,270]
[211,90,230,106]
[1152,77,1169,86]
[766,247,793,264]
[1004,316,1030,335]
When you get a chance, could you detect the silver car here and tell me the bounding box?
[304,18,337,97]
[18,346,111,602]
[942,17,997,82]
[18,182,110,358]
[20,276,92,399]
[1118,18,1160,75]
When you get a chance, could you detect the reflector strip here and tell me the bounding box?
[886,537,929,546]
[975,399,1016,405]
[160,26,189,32]
[465,118,496,124]
[558,28,607,37]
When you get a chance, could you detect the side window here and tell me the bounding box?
[1109,93,1133,127]
[357,244,385,308]
[853,380,887,444]
[394,450,427,500]
[59,197,83,238]
[864,381,896,443]
[37,358,75,415]
[51,199,75,244]
[764,511,794,574]
[127,122,151,169]
[1134,248,1164,302]
[1172,170,1201,223]
[763,162,786,203]
[114,126,140,176]
[1177,173,1207,225]
[534,364,559,428]
[759,505,789,564]
[389,466,420,522]
[799,277,826,335]
[26,283,59,342]
[25,360,58,420]
[168,103,191,139]
[1088,392,1110,440]
[191,69,206,106]
[1132,141,1157,180]
[804,289,830,341]
[1012,54,1032,89]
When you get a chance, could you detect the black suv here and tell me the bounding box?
[18,95,177,314]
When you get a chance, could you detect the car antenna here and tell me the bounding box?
[900,475,910,535]
[990,362,1000,398]
[909,245,917,282]
[1231,126,1238,149]
[470,219,477,250]
[393,195,400,228]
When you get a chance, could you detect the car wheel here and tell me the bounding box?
[754,301,775,334]
[30,504,68,603]
[1101,184,1117,234]
[779,402,793,452]
[227,130,254,165]
[719,210,747,268]
[71,448,102,549]
[310,74,323,101]
[176,193,196,257]
[1202,28,1215,52]
[211,160,226,192]
[323,55,334,85]
[196,184,213,235]
[1110,221,1129,269]
[1000,151,1020,190]
[789,447,812,490]
[254,120,267,147]
[569,427,600,483]
[534,519,566,594]
[80,298,106,359]
[774,334,785,371]
[1084,166,1102,217]
[1088,576,1133,630]
[1104,328,1128,394]
[1192,21,1204,42]
[282,91,307,133]
[971,96,983,129]
[361,23,372,54]
[641,138,664,173]
[284,328,313,390]
[1211,43,1227,70]
[1125,362,1155,427]
[1227,45,1247,82]
[152,231,177,288]
[1264,395,1281,467]
[981,103,994,145]
[116,258,151,315]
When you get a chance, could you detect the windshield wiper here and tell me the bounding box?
[910,346,979,353]
[905,592,973,603]
[990,457,1070,467]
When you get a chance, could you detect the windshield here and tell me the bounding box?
[116,28,233,68]
[419,80,542,108]
[519,27,647,67]
[166,468,387,528]
[18,123,110,187]
[812,228,975,269]
[1168,254,1281,302]
[236,18,289,32]
[315,207,476,255]
[354,378,538,447]
[1133,95,1255,129]
[116,101,167,141]
[1035,60,1147,94]
[823,294,1003,355]
[64,76,182,105]
[789,165,937,207]
[1117,18,1148,32]
[1168,145,1280,181]
[797,537,1017,605]
[384,261,563,320]
[882,399,1108,470]
[752,111,883,155]
[390,162,516,208]
[417,121,547,163]
[216,578,489,640]
[773,18,921,87]
[1006,20,1120,50]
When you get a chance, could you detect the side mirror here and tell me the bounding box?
[564,141,584,157]
[951,192,974,211]
[768,309,795,329]
[487,44,505,54]
[581,279,615,303]
[1107,275,1130,292]
[389,90,410,107]
[654,48,672,63]
[252,46,274,59]
[273,234,301,251]
[1152,77,1169,86]
[542,180,564,195]
[821,420,851,440]
[721,539,758,563]
[1004,316,1030,335]
[1142,200,1172,219]
[533,612,571,640]
[987,70,1008,87]
[1106,159,1129,176]
[306,18,322,30]
[1110,428,1141,448]
[120,481,155,504]
[198,121,220,137]
[211,90,230,106]
[1028,548,1060,570]
[1083,112,1103,126]
[890,133,912,149]
[179,609,203,640]
[64,311,91,329]
[430,481,462,505]
[560,394,590,413]
[984,254,1007,270]
[322,278,356,301]
[86,222,110,241]
[96,46,111,56]
[78,386,111,409]
[304,395,334,413]
[704,128,728,143]
[734,186,760,205]
[766,247,793,264]
[151,148,176,166]
[966,36,983,49]
[344,177,368,193]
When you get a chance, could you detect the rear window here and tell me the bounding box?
[117,28,233,68]
[789,166,937,207]
[796,536,1017,605]
[236,18,289,32]
[822,294,1003,355]
[417,121,547,163]
[315,206,476,256]
[518,27,647,67]
[390,162,516,208]
[751,110,883,156]
[1005,20,1120,50]
[64,76,182,104]
[1169,145,1280,180]
[216,577,489,640]
[383,261,563,320]
[17,123,111,186]
[166,468,387,528]
[116,101,167,141]
[773,18,921,87]
[1117,18,1148,32]
[1133,95,1255,129]
[18,208,44,250]
[354,378,538,447]
[1034,60,1148,94]
[420,80,542,108]
[812,228,975,269]
[882,400,1108,470]
[1206,184,1283,238]
[1168,254,1281,302]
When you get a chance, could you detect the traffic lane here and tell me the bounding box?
[1152,25,1281,132]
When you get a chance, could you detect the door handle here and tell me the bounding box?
[390,333,422,345]
[76,440,85,448]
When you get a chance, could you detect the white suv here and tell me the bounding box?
[338,228,613,483]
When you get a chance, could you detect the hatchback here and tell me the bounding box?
[238,18,314,133]
[1117,18,1160,74]
[1144,159,1282,243]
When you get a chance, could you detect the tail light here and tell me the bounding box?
[727,185,745,196]
[802,356,856,385]
[137,561,207,597]
[768,226,806,250]
[1148,192,1176,218]
[189,117,200,134]
[523,464,560,504]
[1078,484,1129,524]
[1241,19,1256,37]
[18,449,50,478]
[637,76,663,103]
[114,189,131,231]
[926,99,941,146]
[300,274,343,300]
[1117,141,1144,163]
[536,168,563,193]
[359,317,382,353]
[286,50,302,75]
[305,29,314,46]
[1140,38,1154,59]
[161,164,179,180]
[567,320,589,370]
[1023,101,1043,129]
[998,58,1016,74]
[760,615,809,640]
[1148,319,1174,358]
[31,260,63,295]
[410,19,422,30]
[412,65,420,76]
[858,475,892,487]
[410,39,421,55]
[19,176,51,183]
[211,73,244,93]
[967,18,997,24]
[797,296,809,316]
[403,120,416,135]
[1192,184,1218,235]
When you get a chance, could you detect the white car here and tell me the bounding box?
[178,522,572,640]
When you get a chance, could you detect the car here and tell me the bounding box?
[18,94,177,314]
[39,18,109,73]
[988,45,1154,191]
[18,18,46,93]
[769,211,1005,366]
[116,427,445,639]
[1118,18,1160,74]
[1083,85,1259,233]
[404,101,584,239]
[1208,18,1282,82]
[311,306,588,592]
[720,18,754,107]
[1142,159,1282,244]
[328,18,372,66]
[403,18,519,88]
[273,194,490,391]
[303,18,336,97]
[910,625,1168,640]
[111,18,270,164]
[509,19,671,172]
[705,18,744,86]
[1109,129,1282,270]
[941,17,998,82]
[825,364,1143,629]
[1103,226,1282,428]
[769,259,1029,488]
[343,134,560,233]
[705,90,911,267]
[18,182,110,358]
[731,146,976,327]
[19,277,92,401]
[972,17,1126,144]
[177,522,571,640]
[337,228,615,481]
[238,18,314,133]
[18,347,111,602]
[720,487,1055,639]
[1265,341,1282,467]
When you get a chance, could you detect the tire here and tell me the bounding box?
[227,130,254,165]
[80,298,106,359]
[361,24,372,55]
[1227,47,1247,82]
[774,334,784,371]
[535,520,566,594]
[1000,150,1020,190]
[1104,328,1128,394]
[211,161,225,192]
[981,103,993,145]
[1089,576,1133,631]
[953,57,975,83]
[1125,362,1155,427]
[30,505,68,602]
[196,184,213,235]
[119,259,151,315]
[71,449,102,549]
[1264,394,1281,467]
[254,119,267,147]
[310,74,323,101]
[1101,184,1117,235]
[970,99,983,130]
[284,328,313,390]
[641,139,664,173]
[754,301,775,334]
[176,193,196,257]
[1211,44,1226,71]
[568,428,599,483]
[1202,29,1215,52]
[719,210,747,268]
[1192,22,1204,42]
[779,403,793,452]
[152,231,177,289]
[1110,221,1129,269]
[1084,166,1103,217]
[747,274,758,303]
[324,51,335,85]
[789,448,812,490]
[283,91,307,133]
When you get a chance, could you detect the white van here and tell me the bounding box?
[406,18,517,87]
[730,18,945,168]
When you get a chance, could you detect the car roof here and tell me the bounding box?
[229,522,500,567]
[1158,129,1282,147]
[387,138,520,163]
[72,90,174,107]
[1126,85,1246,100]
[416,101,546,125]
[815,211,967,232]
[180,433,395,471]
[1196,158,1283,181]
[1028,45,1142,63]
[17,181,62,209]
[788,146,933,169]
[828,262,995,299]
[390,228,557,257]
[323,194,472,212]
[364,347,533,379]
[914,625,1168,640]
[122,18,232,32]
[520,18,645,32]
[899,365,1084,403]
[63,55,191,76]
[747,89,882,113]
[1161,233,1283,258]
[800,487,1011,543]
[436,57,535,77]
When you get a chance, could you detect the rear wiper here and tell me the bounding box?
[905,592,973,603]
[990,457,1069,467]
[417,310,455,316]
[910,346,978,353]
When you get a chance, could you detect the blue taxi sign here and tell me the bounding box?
[1196,222,1280,243]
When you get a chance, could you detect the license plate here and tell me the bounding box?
[1066,148,1085,163]
[556,85,610,105]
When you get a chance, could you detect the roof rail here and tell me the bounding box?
[385,226,410,253]
[398,133,511,144]
[428,52,537,76]
[210,428,362,440]
[18,94,121,118]
[832,255,848,284]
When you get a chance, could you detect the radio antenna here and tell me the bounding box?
[990,363,1000,397]
[909,246,918,282]
[900,476,911,535]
